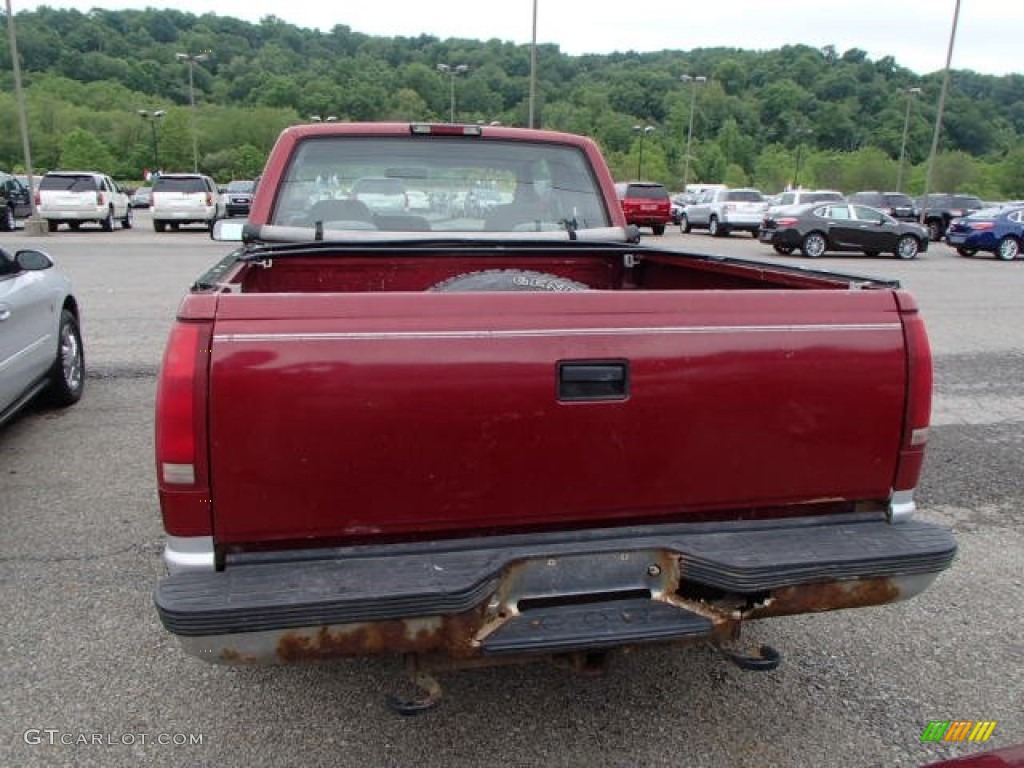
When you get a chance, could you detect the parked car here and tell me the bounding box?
[151,173,222,232]
[36,170,133,232]
[767,189,843,216]
[0,246,84,426]
[681,187,767,237]
[944,205,1024,260]
[759,202,929,259]
[669,192,696,225]
[222,179,255,217]
[916,192,985,241]
[847,191,918,221]
[130,186,153,208]
[613,181,672,235]
[0,171,33,231]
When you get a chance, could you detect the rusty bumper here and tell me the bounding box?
[155,512,956,665]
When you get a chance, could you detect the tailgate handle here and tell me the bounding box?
[558,361,628,401]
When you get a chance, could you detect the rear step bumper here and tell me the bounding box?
[155,513,956,663]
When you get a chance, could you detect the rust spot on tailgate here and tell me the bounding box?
[743,578,901,619]
[276,607,488,662]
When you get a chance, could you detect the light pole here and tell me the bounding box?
[793,126,812,189]
[6,0,45,233]
[680,75,706,190]
[436,63,469,123]
[529,0,537,128]
[175,52,209,172]
[896,87,922,192]
[632,125,655,179]
[921,0,961,224]
[137,109,166,174]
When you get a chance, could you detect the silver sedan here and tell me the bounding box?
[0,247,84,426]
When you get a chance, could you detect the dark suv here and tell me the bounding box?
[614,182,671,235]
[0,172,31,231]
[847,191,918,221]
[916,193,984,241]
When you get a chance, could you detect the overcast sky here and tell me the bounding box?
[19,0,1023,77]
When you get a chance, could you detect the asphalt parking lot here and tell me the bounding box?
[1,213,1021,768]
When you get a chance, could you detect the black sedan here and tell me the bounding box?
[759,202,930,259]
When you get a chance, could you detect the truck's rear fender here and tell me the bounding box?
[890,291,932,522]
[155,295,216,550]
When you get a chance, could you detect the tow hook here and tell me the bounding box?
[714,640,782,671]
[385,655,443,716]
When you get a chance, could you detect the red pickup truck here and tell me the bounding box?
[153,122,955,712]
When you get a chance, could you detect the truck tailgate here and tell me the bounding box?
[207,289,908,544]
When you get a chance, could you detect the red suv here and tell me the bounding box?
[615,181,671,235]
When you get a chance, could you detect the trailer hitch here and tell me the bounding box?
[714,640,782,671]
[385,655,443,716]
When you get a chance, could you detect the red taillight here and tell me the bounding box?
[96,191,104,205]
[970,221,995,231]
[893,292,932,493]
[155,320,213,536]
[776,217,799,227]
[205,192,213,206]
[34,190,40,206]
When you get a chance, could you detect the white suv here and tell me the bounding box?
[37,171,132,232]
[680,187,768,237]
[151,173,222,232]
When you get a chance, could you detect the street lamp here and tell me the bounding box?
[175,52,209,172]
[5,0,45,233]
[436,63,469,123]
[680,75,707,190]
[632,125,655,179]
[896,87,922,192]
[137,109,166,174]
[793,126,812,189]
[921,0,961,224]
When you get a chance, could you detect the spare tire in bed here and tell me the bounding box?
[429,269,589,292]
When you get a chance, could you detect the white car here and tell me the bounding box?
[37,171,133,232]
[0,247,84,426]
[680,187,768,237]
[151,173,223,232]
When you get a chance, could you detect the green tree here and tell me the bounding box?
[58,127,116,170]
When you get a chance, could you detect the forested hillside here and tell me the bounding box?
[1,7,1022,195]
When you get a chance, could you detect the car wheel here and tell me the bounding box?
[68,221,81,231]
[800,232,827,258]
[45,308,85,407]
[896,235,920,260]
[122,207,133,230]
[772,244,795,255]
[0,205,14,231]
[153,220,166,233]
[996,236,1021,261]
[956,247,976,257]
[100,208,114,232]
[47,220,59,232]
[709,216,721,237]
[652,224,665,236]
[680,214,691,234]
[927,220,943,242]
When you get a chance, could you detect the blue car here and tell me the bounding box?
[945,205,1024,260]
